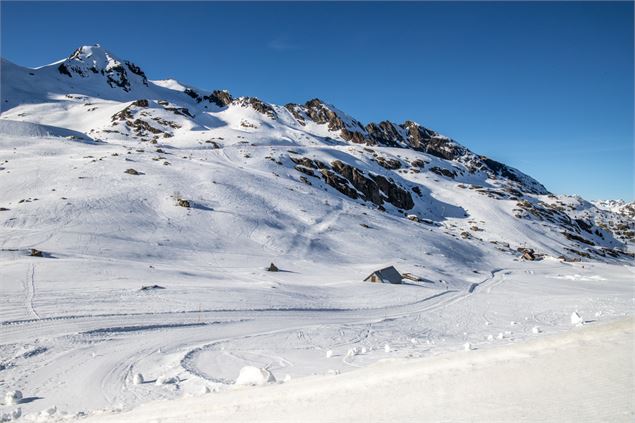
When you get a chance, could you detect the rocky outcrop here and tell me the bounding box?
[430,167,457,179]
[235,97,277,119]
[366,121,404,147]
[329,160,414,210]
[290,155,414,210]
[205,90,233,107]
[374,156,401,170]
[320,169,360,200]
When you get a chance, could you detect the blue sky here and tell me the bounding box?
[2,1,633,200]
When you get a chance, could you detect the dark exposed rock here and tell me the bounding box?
[430,167,457,179]
[374,156,401,170]
[126,62,147,80]
[331,161,381,204]
[29,248,43,257]
[575,219,593,233]
[294,165,315,177]
[204,90,233,107]
[140,284,165,291]
[481,157,522,184]
[112,105,134,122]
[105,64,131,91]
[132,119,163,134]
[266,263,279,272]
[366,121,403,147]
[132,99,149,107]
[235,97,277,119]
[521,249,536,261]
[563,232,595,246]
[304,99,345,130]
[184,88,202,102]
[58,63,72,77]
[328,160,414,210]
[165,106,193,118]
[289,156,328,170]
[410,159,426,168]
[177,199,191,208]
[124,168,140,175]
[284,104,306,126]
[340,128,367,144]
[320,169,359,200]
[370,173,414,210]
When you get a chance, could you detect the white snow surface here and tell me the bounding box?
[0,45,633,419]
[84,318,635,423]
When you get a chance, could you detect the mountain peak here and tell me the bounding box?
[57,44,148,92]
[68,44,108,62]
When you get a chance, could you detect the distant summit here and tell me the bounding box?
[57,44,148,91]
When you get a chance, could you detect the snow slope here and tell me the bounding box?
[0,45,633,420]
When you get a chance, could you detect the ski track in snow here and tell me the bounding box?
[23,263,40,320]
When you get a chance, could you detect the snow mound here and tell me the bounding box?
[235,366,276,386]
[0,408,21,422]
[3,391,22,406]
[132,373,144,385]
[0,119,94,142]
[571,312,584,326]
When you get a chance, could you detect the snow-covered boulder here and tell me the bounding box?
[3,391,22,406]
[571,312,584,325]
[532,326,542,334]
[384,344,391,353]
[132,373,144,385]
[0,407,21,421]
[235,366,276,386]
[325,350,334,358]
[463,342,472,351]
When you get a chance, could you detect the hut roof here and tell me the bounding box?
[364,266,403,284]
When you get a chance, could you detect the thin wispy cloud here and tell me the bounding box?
[267,36,300,51]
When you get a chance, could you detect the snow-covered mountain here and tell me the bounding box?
[0,45,633,419]
[593,199,635,218]
[1,44,631,263]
